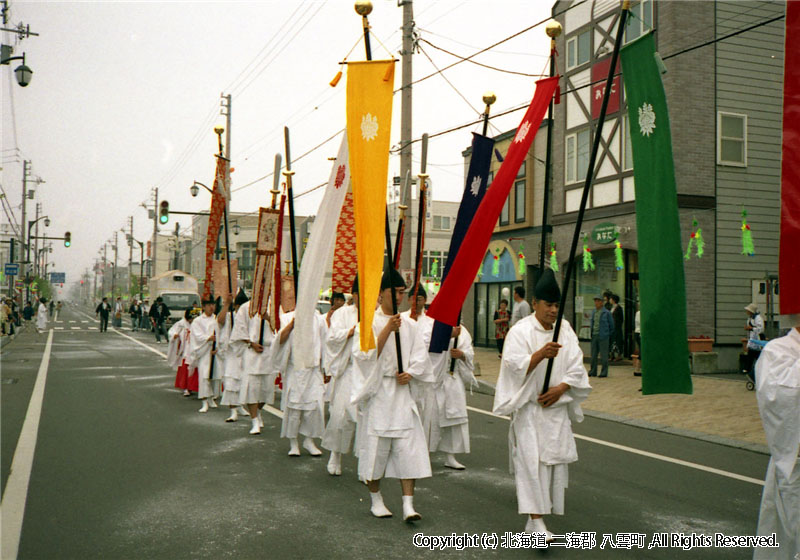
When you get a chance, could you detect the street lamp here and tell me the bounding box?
[232,222,241,236]
[0,48,33,87]
[190,181,212,197]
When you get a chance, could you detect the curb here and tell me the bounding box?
[470,377,769,456]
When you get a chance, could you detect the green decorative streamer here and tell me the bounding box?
[582,237,595,272]
[491,250,500,276]
[695,228,705,258]
[614,239,624,271]
[741,208,755,256]
[431,258,438,278]
[517,244,526,275]
[549,242,559,272]
[684,218,706,260]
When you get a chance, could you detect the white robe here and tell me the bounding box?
[36,303,48,331]
[322,304,359,453]
[272,310,325,438]
[493,313,591,515]
[167,319,190,369]
[218,313,245,406]
[754,327,800,559]
[352,307,434,480]
[231,301,276,405]
[400,310,436,440]
[426,325,478,454]
[189,313,221,400]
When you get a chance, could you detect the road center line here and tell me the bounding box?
[1,330,54,560]
[465,405,764,486]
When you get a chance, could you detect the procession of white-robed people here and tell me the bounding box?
[154,4,799,552]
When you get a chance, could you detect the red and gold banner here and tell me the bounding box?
[211,259,238,299]
[332,190,357,293]
[202,157,229,299]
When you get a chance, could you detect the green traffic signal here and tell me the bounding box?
[159,200,169,224]
[64,231,71,247]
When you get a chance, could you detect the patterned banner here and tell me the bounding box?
[211,259,238,299]
[202,157,229,298]
[250,194,286,331]
[332,190,357,293]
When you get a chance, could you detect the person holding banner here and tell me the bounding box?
[351,269,434,522]
[218,289,250,423]
[169,308,198,397]
[322,278,360,476]
[401,284,436,448]
[492,270,591,539]
[189,295,228,413]
[232,296,277,436]
[272,305,326,457]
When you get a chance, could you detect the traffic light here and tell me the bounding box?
[64,231,71,247]
[159,200,169,224]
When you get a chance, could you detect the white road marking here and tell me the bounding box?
[80,321,88,324]
[88,327,98,330]
[68,321,76,324]
[465,406,765,487]
[70,327,81,330]
[110,328,167,359]
[1,330,54,560]
[54,327,64,330]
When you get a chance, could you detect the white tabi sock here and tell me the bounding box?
[198,399,209,413]
[238,406,249,416]
[258,411,264,428]
[249,417,261,435]
[444,453,466,470]
[303,437,322,456]
[526,517,554,542]
[288,437,300,456]
[327,452,341,475]
[209,397,218,408]
[226,408,238,422]
[369,491,392,518]
[402,495,421,522]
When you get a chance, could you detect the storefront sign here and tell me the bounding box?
[592,222,618,244]
[591,56,621,119]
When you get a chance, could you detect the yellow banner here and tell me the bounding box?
[347,59,395,351]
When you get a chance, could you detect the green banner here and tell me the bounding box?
[620,33,691,395]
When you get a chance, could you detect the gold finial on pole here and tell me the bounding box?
[284,259,292,275]
[354,0,373,16]
[622,0,631,10]
[482,91,497,107]
[214,125,225,156]
[545,19,562,52]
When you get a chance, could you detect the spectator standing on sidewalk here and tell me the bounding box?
[510,286,531,327]
[22,301,34,327]
[494,299,510,357]
[113,297,124,328]
[753,314,799,559]
[743,303,765,375]
[610,294,625,361]
[129,299,142,332]
[149,297,170,343]
[48,299,55,318]
[140,299,151,331]
[588,295,614,378]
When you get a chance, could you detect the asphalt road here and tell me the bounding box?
[1,303,772,559]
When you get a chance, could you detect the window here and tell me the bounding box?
[500,195,510,226]
[622,114,633,171]
[432,215,451,231]
[625,0,653,43]
[567,30,591,70]
[565,128,590,184]
[238,243,256,270]
[514,180,526,223]
[517,160,526,179]
[718,112,747,166]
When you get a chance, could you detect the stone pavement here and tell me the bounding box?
[472,346,768,452]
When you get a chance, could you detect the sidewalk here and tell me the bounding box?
[473,347,767,452]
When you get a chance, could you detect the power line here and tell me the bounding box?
[420,38,549,77]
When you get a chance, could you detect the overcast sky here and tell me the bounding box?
[2,0,553,289]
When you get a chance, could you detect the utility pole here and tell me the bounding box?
[152,187,159,279]
[128,216,134,295]
[33,202,40,277]
[21,160,28,299]
[102,245,108,297]
[173,222,180,270]
[112,231,118,297]
[220,93,234,279]
[399,0,415,272]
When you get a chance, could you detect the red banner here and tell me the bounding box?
[780,0,800,315]
[331,190,357,293]
[591,56,620,119]
[202,157,229,299]
[427,77,559,326]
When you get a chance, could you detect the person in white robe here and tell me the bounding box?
[219,290,250,423]
[168,309,196,396]
[492,269,591,540]
[231,298,277,435]
[272,306,326,456]
[426,321,478,470]
[754,314,800,559]
[351,269,434,521]
[189,296,228,413]
[322,283,360,475]
[36,297,48,333]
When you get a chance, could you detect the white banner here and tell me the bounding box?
[293,135,350,368]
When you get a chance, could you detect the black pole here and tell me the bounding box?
[392,171,410,268]
[284,127,299,298]
[542,6,629,393]
[259,154,283,346]
[538,49,556,281]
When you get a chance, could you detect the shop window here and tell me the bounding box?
[567,30,591,70]
[625,0,653,43]
[514,180,526,223]
[566,128,590,184]
[500,195,510,226]
[433,215,451,231]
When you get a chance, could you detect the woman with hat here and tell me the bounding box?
[744,303,765,376]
